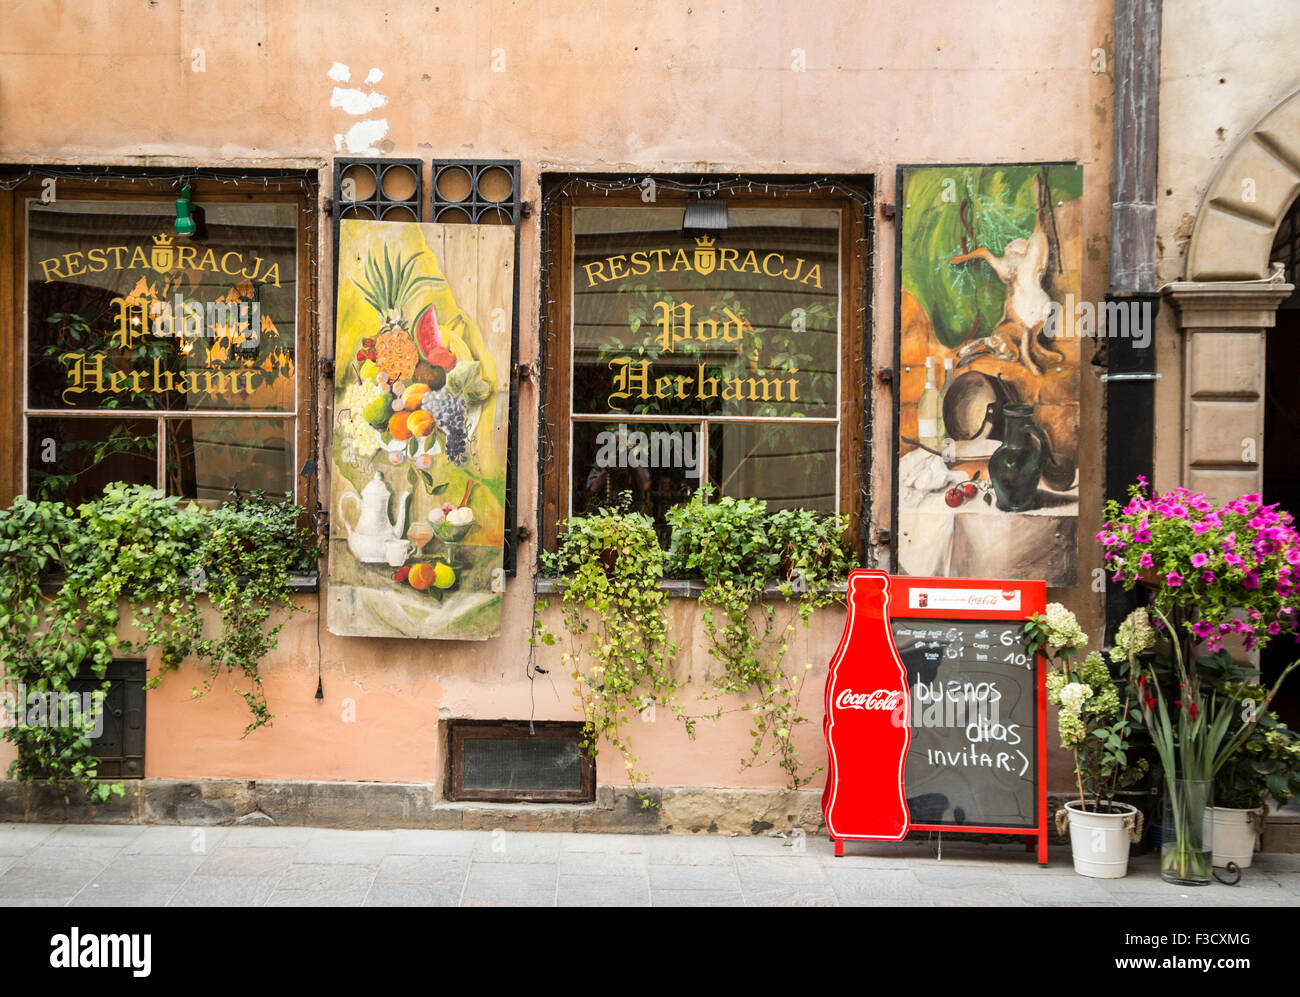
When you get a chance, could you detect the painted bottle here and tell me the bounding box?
[918,357,941,451]
[936,356,954,449]
[823,570,912,850]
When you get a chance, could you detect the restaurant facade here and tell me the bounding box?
[0,0,1292,839]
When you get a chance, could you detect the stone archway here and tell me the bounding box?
[1166,88,1300,501]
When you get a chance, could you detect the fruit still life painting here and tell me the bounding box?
[329,220,514,639]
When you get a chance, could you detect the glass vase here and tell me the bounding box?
[1160,778,1213,886]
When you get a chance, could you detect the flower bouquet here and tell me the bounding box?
[1024,604,1145,876]
[1101,480,1300,883]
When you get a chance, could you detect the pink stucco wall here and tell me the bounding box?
[0,0,1113,792]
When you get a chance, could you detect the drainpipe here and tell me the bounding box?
[1104,0,1162,642]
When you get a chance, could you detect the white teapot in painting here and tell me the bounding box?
[337,473,409,564]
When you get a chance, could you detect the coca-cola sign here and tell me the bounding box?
[835,688,903,711]
[907,587,1021,611]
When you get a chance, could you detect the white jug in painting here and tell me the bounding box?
[338,473,409,564]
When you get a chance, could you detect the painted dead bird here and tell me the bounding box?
[947,173,1065,377]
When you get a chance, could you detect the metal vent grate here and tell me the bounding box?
[448,721,594,802]
[464,737,581,792]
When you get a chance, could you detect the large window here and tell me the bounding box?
[540,178,869,550]
[12,177,312,506]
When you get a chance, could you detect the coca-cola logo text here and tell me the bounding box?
[835,688,903,711]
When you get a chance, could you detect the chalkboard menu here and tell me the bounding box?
[891,619,1037,829]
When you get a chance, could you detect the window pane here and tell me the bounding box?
[26,416,156,504]
[571,420,703,540]
[166,418,294,505]
[709,421,837,512]
[571,206,839,420]
[27,199,297,412]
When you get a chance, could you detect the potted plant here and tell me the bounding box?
[1024,604,1144,878]
[1209,687,1300,868]
[1100,481,1300,884]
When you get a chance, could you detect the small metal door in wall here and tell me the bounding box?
[71,658,146,778]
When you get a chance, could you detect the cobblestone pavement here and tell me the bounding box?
[0,823,1296,906]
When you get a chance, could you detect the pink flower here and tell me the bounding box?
[1139,552,1154,569]
[1225,553,1244,568]
[1202,571,1216,582]
[1269,621,1281,636]
[1191,621,1213,638]
[1136,474,1149,490]
[1166,571,1183,587]
[1192,552,1209,567]
[1244,571,1260,590]
[1134,528,1152,543]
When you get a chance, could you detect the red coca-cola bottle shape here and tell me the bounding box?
[823,569,911,852]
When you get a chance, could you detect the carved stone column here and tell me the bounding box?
[1165,281,1294,501]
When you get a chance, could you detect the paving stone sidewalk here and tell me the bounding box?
[0,823,1296,906]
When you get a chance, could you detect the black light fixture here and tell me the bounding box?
[682,192,728,233]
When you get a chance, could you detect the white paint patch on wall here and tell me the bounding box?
[327,62,390,155]
[331,87,388,115]
[336,120,389,156]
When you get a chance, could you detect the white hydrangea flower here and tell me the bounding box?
[1110,606,1155,663]
[1043,603,1089,650]
[1058,681,1093,714]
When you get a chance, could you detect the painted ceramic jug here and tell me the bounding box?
[338,473,409,563]
[988,404,1049,512]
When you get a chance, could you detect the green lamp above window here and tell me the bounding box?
[175,185,196,236]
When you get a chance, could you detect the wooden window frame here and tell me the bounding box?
[0,170,318,509]
[538,175,871,561]
[446,720,596,803]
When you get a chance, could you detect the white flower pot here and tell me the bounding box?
[1065,801,1137,878]
[1208,806,1261,869]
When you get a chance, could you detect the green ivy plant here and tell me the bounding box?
[0,496,121,802]
[0,484,318,801]
[533,494,690,802]
[154,491,318,737]
[666,486,853,789]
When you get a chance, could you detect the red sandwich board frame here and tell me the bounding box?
[823,570,1049,864]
